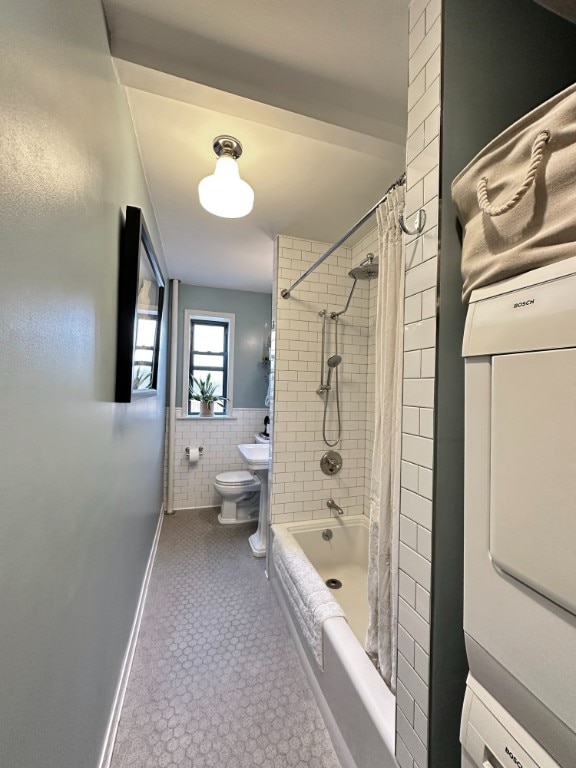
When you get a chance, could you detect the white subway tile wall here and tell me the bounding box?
[396,0,441,766]
[271,235,373,524]
[164,409,269,510]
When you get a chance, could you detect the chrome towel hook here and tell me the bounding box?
[399,209,427,236]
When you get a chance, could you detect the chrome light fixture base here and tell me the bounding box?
[213,136,243,160]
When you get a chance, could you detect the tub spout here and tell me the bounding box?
[327,499,344,516]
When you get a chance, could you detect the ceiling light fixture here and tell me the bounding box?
[198,136,254,219]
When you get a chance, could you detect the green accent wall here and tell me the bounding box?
[174,284,272,408]
[430,2,576,765]
[0,1,168,766]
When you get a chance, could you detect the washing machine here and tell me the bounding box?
[461,255,576,767]
[461,675,561,768]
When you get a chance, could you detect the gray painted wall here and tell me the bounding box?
[0,2,168,767]
[174,284,272,408]
[430,2,576,765]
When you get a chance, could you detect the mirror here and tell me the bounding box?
[115,205,165,402]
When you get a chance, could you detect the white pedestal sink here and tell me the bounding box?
[237,443,269,557]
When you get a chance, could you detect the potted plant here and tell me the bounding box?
[189,373,227,416]
[132,367,151,391]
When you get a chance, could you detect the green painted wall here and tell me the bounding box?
[430,2,576,765]
[0,1,168,766]
[173,284,272,408]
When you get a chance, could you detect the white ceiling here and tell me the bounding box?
[104,0,410,292]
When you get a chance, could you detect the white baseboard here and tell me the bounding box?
[97,504,165,768]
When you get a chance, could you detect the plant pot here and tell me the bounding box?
[199,401,215,417]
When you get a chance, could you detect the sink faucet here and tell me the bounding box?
[327,499,344,516]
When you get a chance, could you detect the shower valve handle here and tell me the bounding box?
[320,451,343,476]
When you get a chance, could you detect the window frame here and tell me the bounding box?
[132,309,158,387]
[182,309,235,416]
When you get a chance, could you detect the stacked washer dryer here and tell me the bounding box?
[461,256,576,768]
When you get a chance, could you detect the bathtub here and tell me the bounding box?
[270,515,397,768]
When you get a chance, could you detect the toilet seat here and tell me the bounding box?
[215,470,258,487]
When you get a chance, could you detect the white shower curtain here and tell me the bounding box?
[365,185,405,689]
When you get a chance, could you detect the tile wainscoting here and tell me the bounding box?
[164,408,269,511]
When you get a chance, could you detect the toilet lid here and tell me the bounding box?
[215,470,257,486]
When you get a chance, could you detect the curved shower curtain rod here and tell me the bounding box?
[281,172,411,299]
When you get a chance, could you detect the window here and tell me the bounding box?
[183,310,235,415]
[133,311,158,390]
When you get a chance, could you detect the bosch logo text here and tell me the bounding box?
[505,746,523,768]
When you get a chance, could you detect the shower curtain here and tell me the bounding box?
[365,184,405,689]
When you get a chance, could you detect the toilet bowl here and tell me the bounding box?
[214,470,261,525]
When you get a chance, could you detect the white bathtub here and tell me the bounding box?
[271,515,397,768]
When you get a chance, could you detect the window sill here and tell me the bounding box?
[178,414,237,421]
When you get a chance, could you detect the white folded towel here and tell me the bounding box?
[272,527,346,668]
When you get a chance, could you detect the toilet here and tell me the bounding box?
[214,470,261,525]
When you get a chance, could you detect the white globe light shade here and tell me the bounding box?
[198,156,254,218]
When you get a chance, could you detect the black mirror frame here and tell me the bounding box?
[115,206,165,403]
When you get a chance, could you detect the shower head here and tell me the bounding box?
[330,256,378,320]
[348,256,379,281]
[325,354,342,390]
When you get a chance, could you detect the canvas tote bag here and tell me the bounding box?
[452,81,576,303]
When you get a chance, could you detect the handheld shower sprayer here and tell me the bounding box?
[325,355,342,390]
[317,354,342,394]
[321,352,342,447]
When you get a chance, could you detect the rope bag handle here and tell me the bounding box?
[476,130,550,217]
